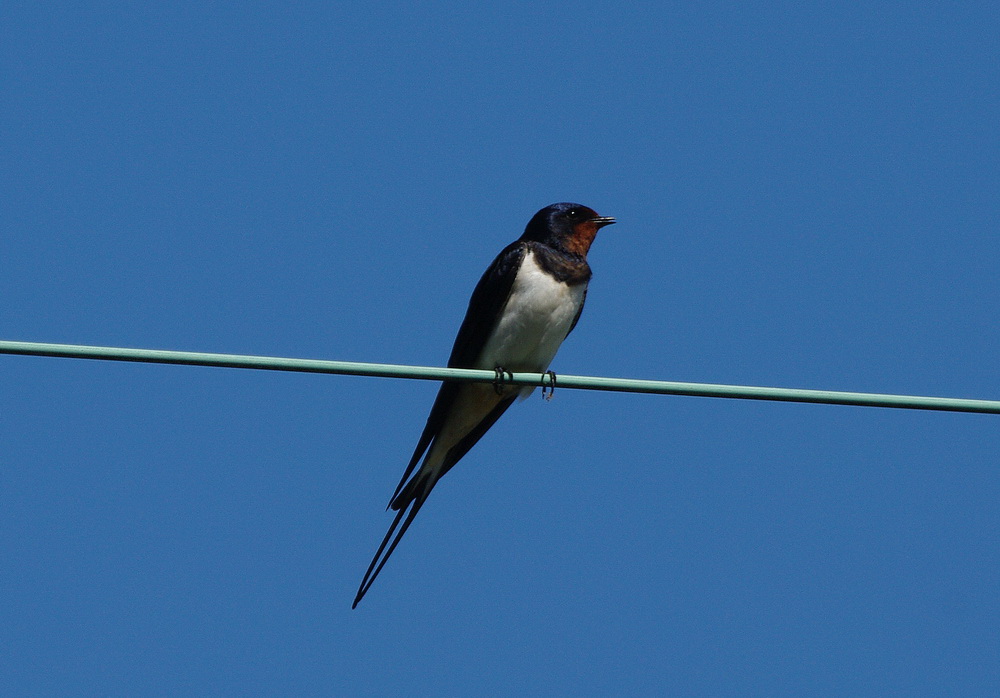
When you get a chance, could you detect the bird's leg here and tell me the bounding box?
[492,366,513,395]
[542,370,557,401]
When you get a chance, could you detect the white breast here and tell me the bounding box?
[476,250,587,376]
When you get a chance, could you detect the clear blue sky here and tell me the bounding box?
[3,2,998,695]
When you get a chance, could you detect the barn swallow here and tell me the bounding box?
[353,202,615,607]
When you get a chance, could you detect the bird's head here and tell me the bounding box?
[520,202,616,256]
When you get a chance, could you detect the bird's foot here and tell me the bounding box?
[541,370,557,401]
[492,366,513,395]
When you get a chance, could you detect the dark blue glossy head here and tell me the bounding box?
[520,202,616,255]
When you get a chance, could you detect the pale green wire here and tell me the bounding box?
[2,340,998,414]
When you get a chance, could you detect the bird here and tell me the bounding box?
[353,202,615,607]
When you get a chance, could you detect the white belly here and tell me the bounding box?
[476,250,586,375]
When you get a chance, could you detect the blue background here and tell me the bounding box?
[2,2,998,695]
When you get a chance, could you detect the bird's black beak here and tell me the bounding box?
[590,216,616,229]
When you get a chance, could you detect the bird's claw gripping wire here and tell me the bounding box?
[492,366,513,395]
[542,370,557,401]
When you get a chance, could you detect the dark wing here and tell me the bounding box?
[446,240,528,369]
[353,242,528,608]
[384,241,527,507]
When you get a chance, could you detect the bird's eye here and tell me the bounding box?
[566,209,580,218]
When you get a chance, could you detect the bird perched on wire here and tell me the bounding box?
[353,202,615,607]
